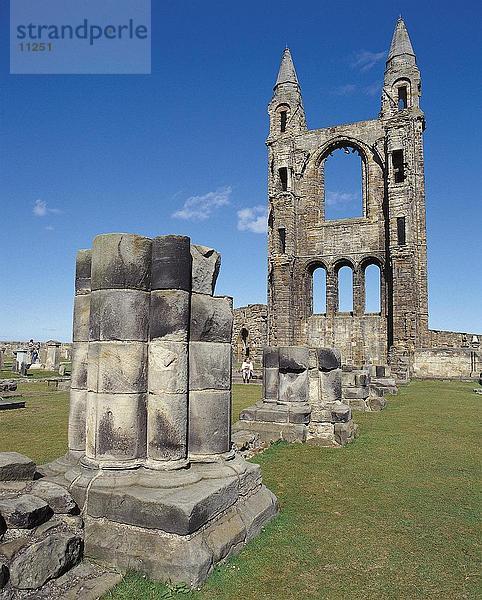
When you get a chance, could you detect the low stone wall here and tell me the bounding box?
[232,304,268,367]
[413,348,480,379]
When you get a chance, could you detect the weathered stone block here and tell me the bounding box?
[189,342,231,390]
[188,390,230,455]
[86,393,147,463]
[68,389,87,451]
[288,403,312,424]
[151,235,192,291]
[232,419,307,444]
[72,294,90,342]
[256,403,289,423]
[88,341,148,393]
[237,486,278,542]
[150,290,190,341]
[191,244,221,295]
[204,511,246,562]
[89,289,150,342]
[279,370,308,403]
[75,249,91,295]
[90,233,151,291]
[70,342,89,390]
[0,514,6,539]
[355,373,369,386]
[0,494,52,528]
[263,367,279,400]
[29,481,77,514]
[239,405,258,421]
[334,421,356,446]
[278,346,309,371]
[319,368,342,402]
[9,532,82,589]
[263,347,279,369]
[0,452,36,481]
[147,393,187,462]
[84,517,212,587]
[317,348,341,371]
[343,386,369,399]
[330,403,352,423]
[148,341,188,394]
[190,294,233,343]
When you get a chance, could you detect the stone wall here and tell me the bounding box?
[413,348,481,379]
[232,304,268,367]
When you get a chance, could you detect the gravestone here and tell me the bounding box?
[46,342,61,371]
[42,233,278,587]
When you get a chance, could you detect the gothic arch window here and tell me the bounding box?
[311,265,327,314]
[320,142,366,220]
[335,262,354,313]
[364,263,382,313]
[393,78,412,110]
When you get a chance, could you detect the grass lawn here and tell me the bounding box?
[1,380,480,599]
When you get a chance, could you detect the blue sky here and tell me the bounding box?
[0,0,481,341]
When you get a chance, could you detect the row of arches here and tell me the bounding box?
[309,261,384,316]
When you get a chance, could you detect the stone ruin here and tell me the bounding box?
[35,233,277,587]
[233,346,357,448]
[341,365,397,412]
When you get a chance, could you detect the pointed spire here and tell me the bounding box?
[275,48,299,88]
[388,17,415,61]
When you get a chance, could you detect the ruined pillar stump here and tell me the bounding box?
[43,233,278,587]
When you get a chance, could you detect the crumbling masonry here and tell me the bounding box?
[266,18,480,381]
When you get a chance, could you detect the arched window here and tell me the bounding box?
[337,265,353,312]
[323,146,363,220]
[312,267,327,314]
[364,264,381,313]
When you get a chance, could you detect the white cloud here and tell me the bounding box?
[45,225,55,231]
[172,186,231,221]
[33,199,62,217]
[364,82,381,96]
[332,84,357,96]
[351,50,385,72]
[325,191,359,207]
[237,206,267,234]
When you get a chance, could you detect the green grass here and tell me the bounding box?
[0,368,62,380]
[1,381,480,598]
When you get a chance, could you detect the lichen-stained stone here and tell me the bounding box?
[263,346,279,369]
[189,342,231,391]
[29,481,77,514]
[317,348,341,371]
[191,244,221,295]
[151,235,192,291]
[87,341,148,394]
[0,494,52,528]
[9,533,82,589]
[90,233,151,291]
[68,389,87,451]
[72,294,91,342]
[71,342,89,390]
[190,294,233,343]
[89,289,149,342]
[319,368,342,403]
[88,393,147,462]
[150,290,190,341]
[279,346,309,371]
[279,370,309,403]
[188,391,230,455]
[263,367,279,401]
[148,341,188,394]
[0,452,36,482]
[75,249,92,296]
[147,393,187,462]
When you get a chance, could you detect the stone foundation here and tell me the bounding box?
[234,346,357,448]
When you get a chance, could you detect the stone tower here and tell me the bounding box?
[266,18,429,377]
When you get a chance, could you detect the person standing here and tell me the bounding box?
[241,357,254,384]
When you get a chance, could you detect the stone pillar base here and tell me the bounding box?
[41,455,278,587]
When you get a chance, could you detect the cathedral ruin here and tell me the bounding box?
[234,17,480,382]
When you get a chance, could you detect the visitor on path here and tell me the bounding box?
[241,358,254,384]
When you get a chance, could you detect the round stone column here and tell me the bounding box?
[85,233,151,469]
[68,249,91,456]
[146,235,191,470]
